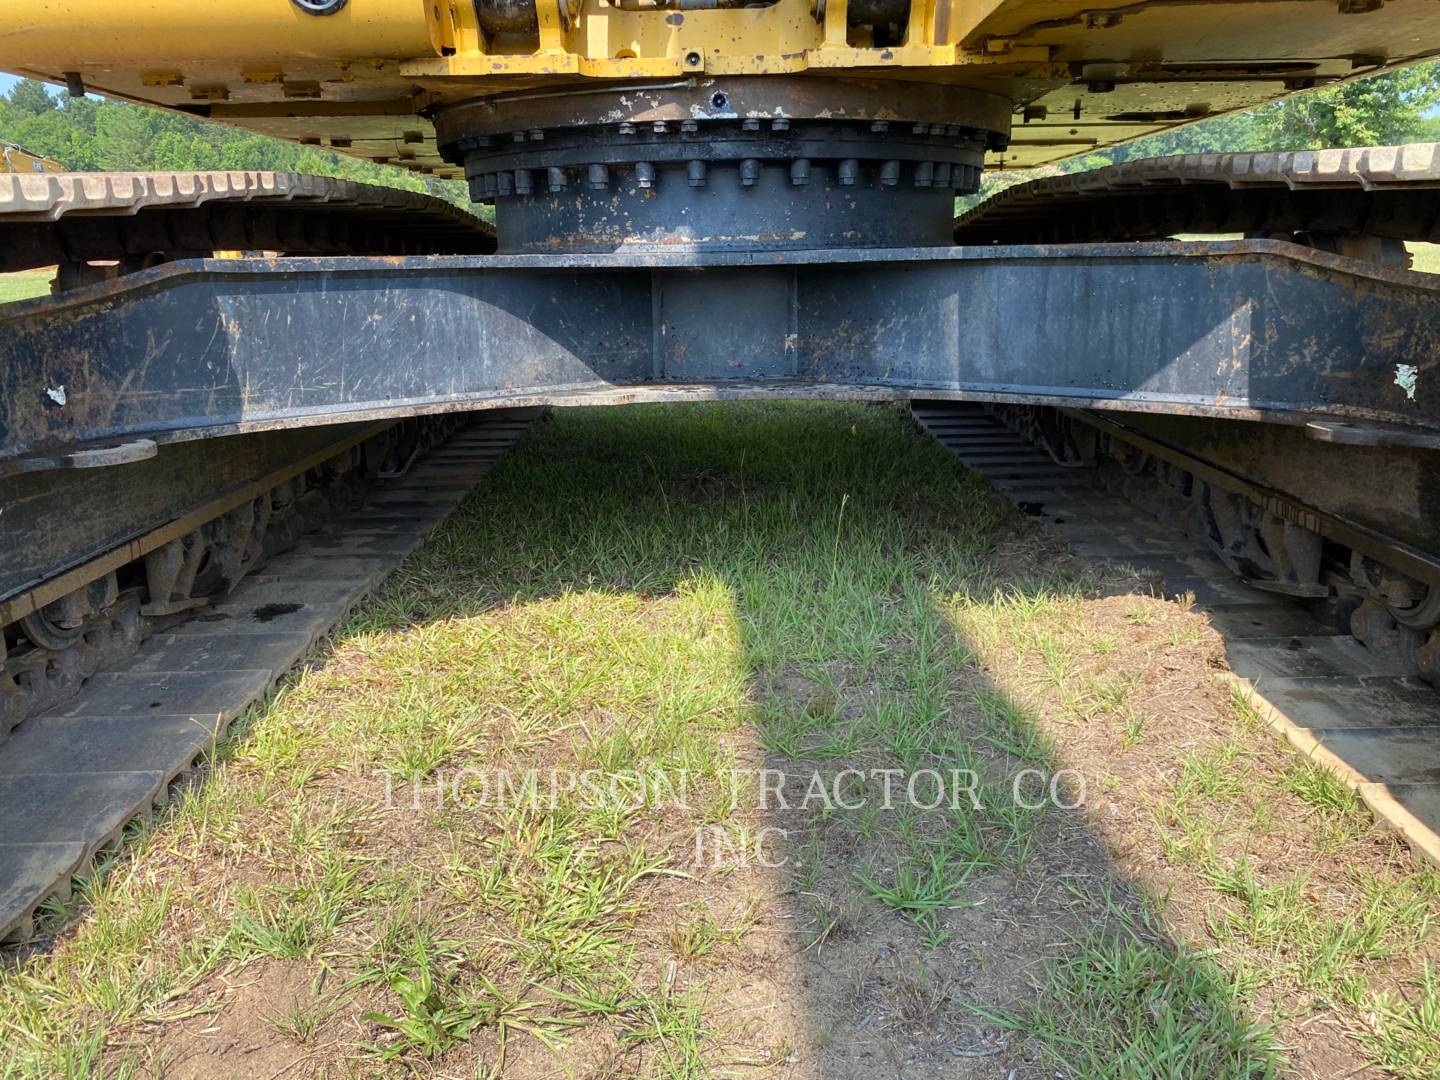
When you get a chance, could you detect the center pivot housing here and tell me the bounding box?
[437,79,1012,254]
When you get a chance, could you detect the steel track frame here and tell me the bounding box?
[1,240,1437,471]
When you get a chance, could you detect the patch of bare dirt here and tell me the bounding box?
[144,960,327,1080]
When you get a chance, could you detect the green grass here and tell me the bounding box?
[1409,242,1440,275]
[975,919,1282,1079]
[0,269,53,304]
[1361,961,1440,1079]
[0,402,1432,1078]
[0,402,1043,1076]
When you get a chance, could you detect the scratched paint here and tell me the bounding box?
[1396,363,1419,401]
[44,385,66,407]
[5,244,1439,464]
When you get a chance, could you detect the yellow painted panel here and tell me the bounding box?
[0,0,435,67]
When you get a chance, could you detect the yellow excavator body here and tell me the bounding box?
[0,0,1435,175]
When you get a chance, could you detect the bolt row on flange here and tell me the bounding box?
[446,114,1004,204]
[470,158,986,199]
[451,116,1008,149]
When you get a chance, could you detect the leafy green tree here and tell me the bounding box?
[56,95,100,136]
[1,85,474,204]
[1251,62,1440,148]
[6,110,99,168]
[149,131,223,171]
[6,78,56,117]
[1090,60,1440,168]
[94,104,164,170]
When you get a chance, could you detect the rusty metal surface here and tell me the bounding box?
[1062,410,1440,591]
[0,424,381,615]
[0,171,495,272]
[0,412,540,944]
[955,142,1440,244]
[439,78,1003,253]
[1,240,1437,466]
[434,78,1014,145]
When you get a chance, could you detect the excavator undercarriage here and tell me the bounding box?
[1,0,1438,939]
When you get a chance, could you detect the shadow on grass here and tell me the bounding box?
[336,401,1281,1079]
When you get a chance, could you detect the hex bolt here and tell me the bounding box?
[635,161,656,189]
[740,158,760,186]
[618,121,637,135]
[880,160,900,187]
[681,119,698,134]
[742,118,761,131]
[528,129,545,141]
[497,171,515,196]
[934,162,952,187]
[912,122,928,135]
[914,161,934,188]
[772,118,790,132]
[870,120,890,133]
[547,166,568,191]
[588,163,609,190]
[687,159,708,187]
[790,158,810,186]
[837,158,859,186]
[653,121,669,135]
[945,125,961,138]
[514,169,534,195]
[511,130,527,142]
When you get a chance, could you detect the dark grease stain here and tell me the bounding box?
[253,602,304,623]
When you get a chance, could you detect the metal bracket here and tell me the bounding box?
[1305,420,1440,450]
[3,439,158,477]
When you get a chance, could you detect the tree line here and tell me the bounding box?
[954,60,1439,208]
[1072,59,1440,167]
[0,79,472,207]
